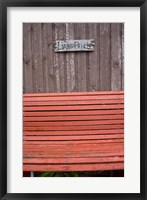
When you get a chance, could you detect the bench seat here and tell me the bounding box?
[23,91,124,172]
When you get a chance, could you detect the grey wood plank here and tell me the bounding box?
[41,23,50,92]
[23,23,33,93]
[100,23,111,91]
[75,23,87,92]
[87,23,100,91]
[111,23,122,90]
[53,23,60,92]
[56,23,66,92]
[47,24,55,93]
[65,23,76,92]
[31,23,44,93]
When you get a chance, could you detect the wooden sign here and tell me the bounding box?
[55,39,95,52]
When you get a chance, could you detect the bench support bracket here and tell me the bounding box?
[30,171,35,177]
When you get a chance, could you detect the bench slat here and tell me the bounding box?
[24,134,124,141]
[24,109,124,117]
[24,139,124,145]
[24,124,124,131]
[24,119,124,127]
[24,143,123,151]
[23,162,124,172]
[24,94,124,102]
[24,156,123,164]
[24,114,123,122]
[24,91,123,97]
[24,99,123,106]
[24,104,124,111]
[24,129,124,136]
[24,151,123,158]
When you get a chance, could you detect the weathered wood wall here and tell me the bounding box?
[23,23,124,94]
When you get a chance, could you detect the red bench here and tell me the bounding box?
[23,91,124,172]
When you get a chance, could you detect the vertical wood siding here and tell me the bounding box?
[23,23,124,93]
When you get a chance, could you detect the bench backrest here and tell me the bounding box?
[23,91,124,172]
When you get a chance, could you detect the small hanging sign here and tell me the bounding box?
[55,39,95,52]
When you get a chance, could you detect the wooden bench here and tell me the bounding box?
[23,91,124,172]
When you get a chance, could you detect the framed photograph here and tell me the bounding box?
[0,0,146,199]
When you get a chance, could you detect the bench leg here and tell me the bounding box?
[30,171,35,177]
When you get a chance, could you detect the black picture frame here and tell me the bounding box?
[0,0,147,199]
